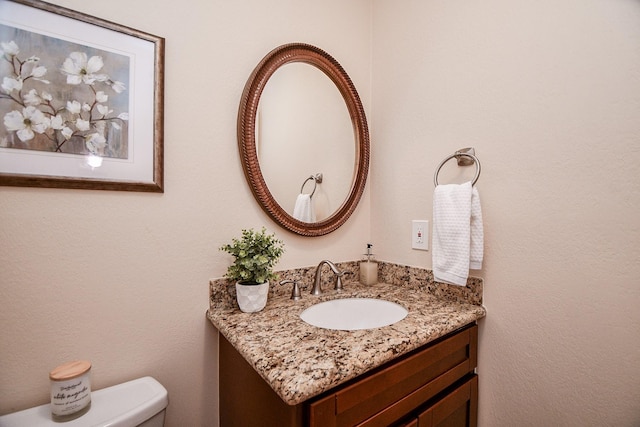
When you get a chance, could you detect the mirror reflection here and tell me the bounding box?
[237,43,369,236]
[257,63,355,222]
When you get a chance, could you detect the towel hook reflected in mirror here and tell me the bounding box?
[300,173,323,198]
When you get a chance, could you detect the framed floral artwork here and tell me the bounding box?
[0,0,164,192]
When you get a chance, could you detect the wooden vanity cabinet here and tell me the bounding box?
[219,323,478,427]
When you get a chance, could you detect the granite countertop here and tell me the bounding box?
[207,262,486,406]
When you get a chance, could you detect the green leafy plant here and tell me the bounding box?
[219,227,285,285]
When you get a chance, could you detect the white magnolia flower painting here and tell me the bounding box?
[0,23,130,159]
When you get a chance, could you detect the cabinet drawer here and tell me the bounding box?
[308,324,477,427]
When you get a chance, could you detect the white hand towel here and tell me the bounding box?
[293,193,316,223]
[432,181,483,286]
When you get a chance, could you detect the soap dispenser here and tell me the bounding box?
[359,243,378,285]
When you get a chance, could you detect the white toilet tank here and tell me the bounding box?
[0,376,168,427]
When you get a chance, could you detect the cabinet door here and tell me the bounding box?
[418,376,478,427]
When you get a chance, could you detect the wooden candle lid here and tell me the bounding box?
[49,360,91,381]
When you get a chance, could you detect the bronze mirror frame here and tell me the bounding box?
[237,43,370,237]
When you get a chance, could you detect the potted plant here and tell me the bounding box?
[219,227,285,313]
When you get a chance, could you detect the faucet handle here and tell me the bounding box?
[334,271,352,292]
[279,279,302,300]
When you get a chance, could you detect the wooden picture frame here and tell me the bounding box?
[0,0,164,192]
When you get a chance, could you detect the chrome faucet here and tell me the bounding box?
[311,260,346,295]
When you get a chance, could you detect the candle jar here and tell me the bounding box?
[49,360,92,421]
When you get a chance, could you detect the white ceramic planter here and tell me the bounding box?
[235,281,269,313]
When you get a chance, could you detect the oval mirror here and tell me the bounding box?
[238,43,369,237]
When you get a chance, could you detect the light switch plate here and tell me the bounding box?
[412,220,429,250]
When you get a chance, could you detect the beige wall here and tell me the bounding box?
[0,1,371,426]
[372,0,640,425]
[2,0,640,426]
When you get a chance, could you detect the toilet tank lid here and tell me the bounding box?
[0,376,168,427]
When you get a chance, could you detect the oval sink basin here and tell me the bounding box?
[300,298,408,330]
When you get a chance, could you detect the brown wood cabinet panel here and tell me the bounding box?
[308,394,337,427]
[418,376,478,427]
[356,361,471,427]
[326,325,476,426]
[311,325,478,427]
[337,328,470,417]
[396,418,419,427]
[219,336,303,426]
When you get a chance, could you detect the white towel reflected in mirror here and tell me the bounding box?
[293,193,316,223]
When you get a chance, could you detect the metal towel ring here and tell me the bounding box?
[300,173,323,198]
[433,152,481,187]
